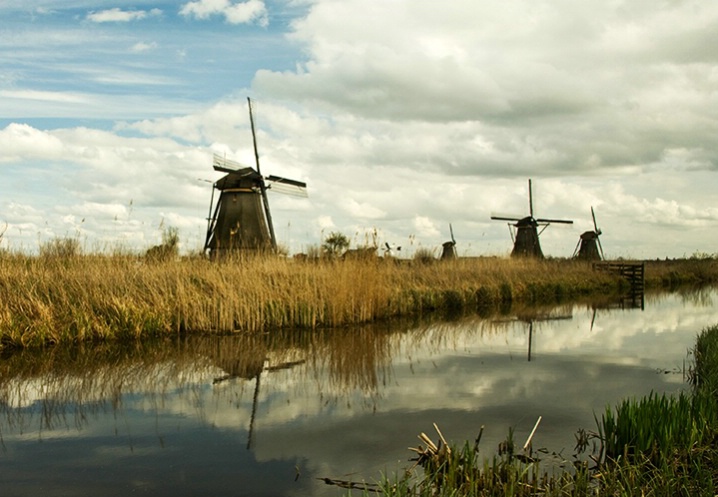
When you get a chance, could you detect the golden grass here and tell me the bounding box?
[0,251,716,349]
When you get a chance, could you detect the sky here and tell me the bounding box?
[1,0,717,259]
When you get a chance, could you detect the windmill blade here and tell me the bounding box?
[590,308,597,332]
[212,154,249,173]
[535,218,573,224]
[248,97,262,175]
[265,175,308,197]
[449,223,455,244]
[528,179,534,218]
[491,215,522,222]
[597,235,605,260]
[247,97,276,250]
[591,206,599,233]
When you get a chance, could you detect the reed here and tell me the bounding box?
[598,391,718,464]
[644,257,718,288]
[1,249,716,349]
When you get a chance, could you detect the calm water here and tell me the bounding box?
[0,289,716,497]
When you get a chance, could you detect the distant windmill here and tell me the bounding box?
[383,242,401,258]
[204,98,308,259]
[441,224,457,260]
[491,179,573,258]
[573,206,604,261]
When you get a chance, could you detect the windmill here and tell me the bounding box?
[491,179,573,258]
[204,98,308,259]
[383,242,401,258]
[573,206,604,261]
[441,224,457,260]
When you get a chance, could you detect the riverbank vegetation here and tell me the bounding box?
[341,324,718,496]
[1,243,717,349]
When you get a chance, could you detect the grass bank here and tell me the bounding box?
[342,323,718,496]
[1,250,717,349]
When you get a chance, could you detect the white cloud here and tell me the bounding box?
[412,216,440,238]
[179,0,268,26]
[0,123,65,162]
[86,8,160,23]
[0,89,92,104]
[130,42,158,53]
[340,198,386,220]
[2,1,718,258]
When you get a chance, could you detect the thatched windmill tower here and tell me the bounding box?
[573,206,604,261]
[204,98,308,259]
[491,179,573,258]
[440,224,457,260]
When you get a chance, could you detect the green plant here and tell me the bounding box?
[322,231,350,258]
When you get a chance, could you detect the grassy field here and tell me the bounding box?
[1,248,717,349]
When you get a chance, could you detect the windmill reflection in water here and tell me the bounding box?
[492,310,573,362]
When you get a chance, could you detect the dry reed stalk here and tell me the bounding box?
[0,253,658,349]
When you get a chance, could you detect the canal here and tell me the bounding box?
[0,288,716,496]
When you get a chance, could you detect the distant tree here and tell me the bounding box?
[322,231,350,258]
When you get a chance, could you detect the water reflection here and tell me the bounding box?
[0,289,716,496]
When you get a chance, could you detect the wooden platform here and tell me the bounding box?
[593,261,645,309]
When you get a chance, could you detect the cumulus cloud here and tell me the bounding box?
[254,0,718,177]
[0,123,65,162]
[0,122,214,253]
[179,0,268,26]
[86,8,161,23]
[2,1,718,258]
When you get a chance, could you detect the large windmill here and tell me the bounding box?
[491,179,573,258]
[573,206,604,261]
[204,98,308,259]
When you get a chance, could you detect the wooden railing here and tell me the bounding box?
[593,261,645,309]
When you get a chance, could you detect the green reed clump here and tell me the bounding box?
[598,391,718,464]
[691,323,718,392]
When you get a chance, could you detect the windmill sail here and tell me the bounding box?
[212,154,247,173]
[266,175,308,197]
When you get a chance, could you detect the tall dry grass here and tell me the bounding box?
[1,250,712,349]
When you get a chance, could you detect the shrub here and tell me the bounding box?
[39,236,82,258]
[413,247,436,264]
